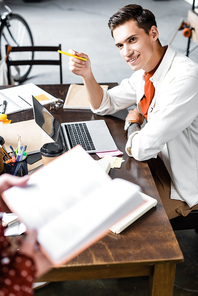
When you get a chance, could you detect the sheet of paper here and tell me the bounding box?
[0,83,57,114]
[97,157,111,173]
[0,92,21,114]
[2,213,18,226]
[4,221,26,236]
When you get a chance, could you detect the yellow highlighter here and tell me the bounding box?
[0,114,11,124]
[58,50,87,61]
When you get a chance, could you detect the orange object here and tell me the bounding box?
[183,28,192,38]
[5,158,13,164]
[1,119,12,124]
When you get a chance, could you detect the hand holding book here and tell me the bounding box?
[2,146,148,266]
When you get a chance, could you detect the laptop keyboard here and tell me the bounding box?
[65,123,96,151]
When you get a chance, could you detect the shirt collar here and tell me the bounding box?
[151,46,176,82]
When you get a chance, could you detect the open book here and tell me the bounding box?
[63,84,109,109]
[3,145,146,266]
[0,83,57,114]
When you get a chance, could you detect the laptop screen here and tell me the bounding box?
[32,96,67,150]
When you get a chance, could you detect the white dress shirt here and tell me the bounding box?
[91,46,198,207]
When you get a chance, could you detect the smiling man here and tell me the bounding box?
[68,4,198,220]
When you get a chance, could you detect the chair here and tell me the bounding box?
[170,209,198,232]
[6,44,63,84]
[185,2,198,56]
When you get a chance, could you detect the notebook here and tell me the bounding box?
[63,84,109,109]
[110,192,157,234]
[32,95,117,153]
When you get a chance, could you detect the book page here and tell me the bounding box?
[38,178,142,265]
[3,146,143,266]
[3,146,111,228]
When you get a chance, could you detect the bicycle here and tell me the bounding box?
[0,5,34,83]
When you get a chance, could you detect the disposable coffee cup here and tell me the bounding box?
[40,142,65,166]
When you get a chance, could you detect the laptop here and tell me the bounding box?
[32,95,117,153]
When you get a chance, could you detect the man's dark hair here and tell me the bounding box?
[108,4,157,37]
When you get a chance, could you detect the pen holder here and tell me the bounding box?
[4,152,28,176]
[0,152,4,174]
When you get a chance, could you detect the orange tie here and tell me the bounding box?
[140,71,155,119]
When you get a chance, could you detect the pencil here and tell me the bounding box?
[58,50,87,61]
[0,145,11,159]
[18,95,32,106]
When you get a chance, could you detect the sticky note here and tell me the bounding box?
[34,94,49,101]
[111,157,123,168]
[100,155,123,169]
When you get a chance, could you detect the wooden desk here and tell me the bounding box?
[8,84,183,296]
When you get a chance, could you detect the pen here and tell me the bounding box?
[58,50,87,61]
[18,95,32,106]
[17,135,21,155]
[10,145,16,158]
[2,100,7,114]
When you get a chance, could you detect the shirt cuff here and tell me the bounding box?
[125,131,139,157]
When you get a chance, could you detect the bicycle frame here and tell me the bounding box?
[0,6,20,47]
[0,4,34,83]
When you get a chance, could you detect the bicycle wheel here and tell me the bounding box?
[0,13,34,83]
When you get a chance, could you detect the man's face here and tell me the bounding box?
[113,20,158,72]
